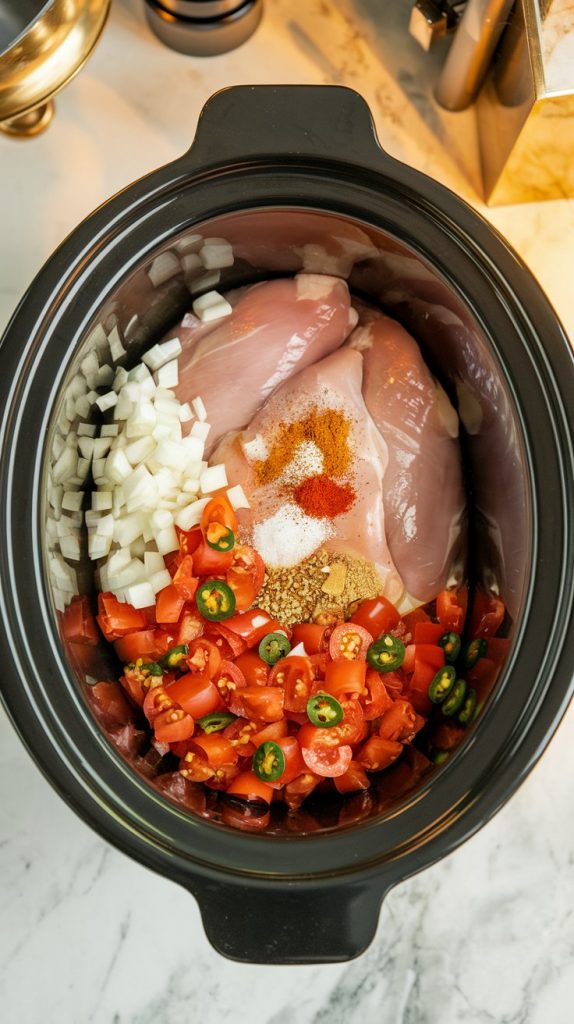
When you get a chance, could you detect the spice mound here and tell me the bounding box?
[255,407,353,485]
[256,547,382,627]
[294,474,356,519]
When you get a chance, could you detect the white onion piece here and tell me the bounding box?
[62,490,84,512]
[200,464,227,494]
[154,525,179,555]
[144,551,166,575]
[53,448,77,484]
[78,423,97,437]
[150,569,172,595]
[192,290,232,323]
[191,396,207,422]
[154,360,179,389]
[201,241,233,270]
[147,252,180,288]
[142,338,182,372]
[227,484,250,510]
[190,420,210,442]
[189,270,220,295]
[178,402,193,423]
[108,326,126,362]
[100,424,119,437]
[92,491,112,511]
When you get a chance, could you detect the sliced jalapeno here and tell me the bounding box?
[457,687,477,725]
[438,631,461,664]
[197,711,237,734]
[259,631,291,666]
[252,741,285,783]
[307,692,344,727]
[196,580,236,621]
[141,661,164,676]
[441,678,467,717]
[431,749,450,766]
[160,645,188,669]
[463,638,487,669]
[205,522,235,552]
[428,664,456,703]
[367,634,405,673]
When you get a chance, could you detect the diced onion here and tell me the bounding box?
[200,464,227,494]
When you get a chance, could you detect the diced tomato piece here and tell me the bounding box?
[172,556,199,601]
[154,708,195,744]
[290,623,329,654]
[155,584,186,624]
[349,595,400,637]
[485,637,511,667]
[250,720,289,747]
[143,684,176,724]
[223,716,258,757]
[414,622,445,644]
[469,589,505,638]
[301,741,352,778]
[176,610,204,646]
[378,699,417,743]
[224,609,283,649]
[167,673,224,718]
[382,670,405,700]
[226,545,265,611]
[192,539,235,576]
[97,593,147,641]
[215,660,247,711]
[283,771,321,809]
[269,655,315,713]
[329,623,373,661]
[204,763,241,790]
[431,722,466,751]
[362,669,394,720]
[190,733,238,767]
[309,652,329,679]
[204,621,247,660]
[436,587,468,633]
[87,681,133,726]
[323,659,366,700]
[270,735,306,787]
[356,735,403,772]
[401,606,431,639]
[113,629,162,664]
[185,638,222,678]
[62,596,100,646]
[226,771,273,803]
[200,493,238,535]
[179,749,215,783]
[234,650,269,687]
[234,686,285,723]
[331,700,366,746]
[334,760,370,794]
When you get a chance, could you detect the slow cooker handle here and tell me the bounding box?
[189,876,387,964]
[182,84,391,172]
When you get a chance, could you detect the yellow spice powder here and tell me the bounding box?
[255,407,352,485]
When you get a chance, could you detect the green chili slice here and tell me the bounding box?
[160,645,188,669]
[431,749,450,766]
[463,638,487,669]
[252,741,285,783]
[258,631,291,666]
[307,692,344,727]
[441,678,467,717]
[196,580,236,621]
[197,711,237,734]
[367,634,405,673]
[205,522,235,552]
[428,664,456,703]
[141,661,164,676]
[438,631,461,664]
[457,687,477,725]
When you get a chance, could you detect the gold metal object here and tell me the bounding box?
[0,0,111,138]
[475,0,574,204]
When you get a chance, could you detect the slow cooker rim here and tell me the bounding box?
[1,151,573,884]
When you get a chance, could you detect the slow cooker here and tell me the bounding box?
[1,86,573,964]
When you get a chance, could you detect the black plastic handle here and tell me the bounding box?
[184,84,391,174]
[188,876,387,964]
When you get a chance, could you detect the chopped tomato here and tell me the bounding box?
[331,700,366,746]
[167,672,223,718]
[214,660,247,709]
[290,623,329,654]
[155,585,186,624]
[431,722,466,751]
[401,606,431,639]
[269,735,306,787]
[323,658,366,700]
[269,655,315,713]
[204,763,241,790]
[154,707,195,744]
[334,760,370,794]
[300,741,353,778]
[226,770,273,803]
[226,545,265,611]
[62,596,100,646]
[176,525,203,556]
[186,638,222,678]
[283,771,321,809]
[235,686,285,723]
[190,733,238,767]
[378,699,417,743]
[164,549,183,576]
[179,749,215,782]
[356,735,402,772]
[380,670,404,700]
[234,650,269,687]
[362,670,394,720]
[200,493,238,535]
[176,610,204,647]
[436,587,468,633]
[97,593,147,641]
[406,644,445,714]
[413,622,445,644]
[192,538,235,576]
[224,609,282,649]
[309,652,329,680]
[349,595,400,637]
[223,716,258,757]
[469,589,505,638]
[172,556,199,601]
[329,623,372,661]
[250,720,289,747]
[204,622,247,660]
[143,684,176,724]
[87,681,133,726]
[113,629,162,664]
[485,636,511,667]
[119,665,151,706]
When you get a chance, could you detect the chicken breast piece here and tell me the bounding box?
[170,274,355,455]
[349,308,466,604]
[211,347,406,606]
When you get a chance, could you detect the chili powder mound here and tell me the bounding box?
[294,474,356,519]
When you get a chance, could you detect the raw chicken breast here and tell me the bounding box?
[349,308,465,604]
[211,347,406,606]
[171,274,355,455]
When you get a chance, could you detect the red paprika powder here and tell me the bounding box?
[294,474,356,519]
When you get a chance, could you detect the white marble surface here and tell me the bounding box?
[1,2,574,1022]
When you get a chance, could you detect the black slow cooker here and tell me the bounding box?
[1,86,573,964]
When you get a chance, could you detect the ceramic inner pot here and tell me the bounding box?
[1,86,573,964]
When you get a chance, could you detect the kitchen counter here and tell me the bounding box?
[1,2,573,1022]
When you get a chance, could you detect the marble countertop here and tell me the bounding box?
[1,2,573,1022]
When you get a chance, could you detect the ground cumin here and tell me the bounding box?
[255,407,352,485]
[294,474,356,518]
